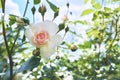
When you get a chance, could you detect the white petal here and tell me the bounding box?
[42,20,59,36]
[29,21,58,36]
[25,28,35,46]
[29,23,43,33]
[49,34,62,48]
[40,44,55,59]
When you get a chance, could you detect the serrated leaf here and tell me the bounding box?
[17,56,40,72]
[81,9,94,16]
[84,0,89,4]
[93,3,101,9]
[34,0,41,5]
[46,0,59,12]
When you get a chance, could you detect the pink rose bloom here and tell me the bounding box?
[25,21,62,58]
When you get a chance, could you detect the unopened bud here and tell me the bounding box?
[31,6,36,15]
[66,3,69,8]
[38,5,46,16]
[32,48,40,56]
[13,73,23,80]
[56,56,60,59]
[70,44,78,52]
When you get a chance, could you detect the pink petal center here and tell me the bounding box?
[34,31,49,45]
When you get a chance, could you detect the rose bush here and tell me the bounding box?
[25,20,62,58]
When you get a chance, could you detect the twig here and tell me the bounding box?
[23,0,29,17]
[1,0,13,80]
[11,0,29,52]
[10,28,20,53]
[107,16,119,51]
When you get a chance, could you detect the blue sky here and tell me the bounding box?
[0,0,93,46]
[4,0,86,23]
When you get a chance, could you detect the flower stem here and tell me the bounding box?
[23,0,29,17]
[10,28,20,53]
[42,15,44,21]
[2,18,13,80]
[1,0,13,80]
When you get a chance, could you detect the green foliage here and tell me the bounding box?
[112,0,120,2]
[84,0,89,4]
[17,56,40,73]
[58,23,65,32]
[92,3,101,9]
[0,1,1,8]
[65,26,69,33]
[81,9,94,16]
[46,0,59,20]
[46,0,59,12]
[79,41,91,49]
[91,0,96,5]
[0,0,120,80]
[9,15,16,26]
[34,0,41,5]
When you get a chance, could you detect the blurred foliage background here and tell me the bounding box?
[0,0,120,80]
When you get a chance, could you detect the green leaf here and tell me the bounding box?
[9,15,17,26]
[65,26,69,32]
[91,0,95,5]
[73,20,87,25]
[34,0,41,5]
[79,41,91,49]
[112,0,120,2]
[104,7,111,11]
[17,56,40,72]
[81,9,94,16]
[114,7,120,12]
[93,3,101,9]
[84,0,89,4]
[87,29,99,38]
[53,11,59,20]
[46,0,59,12]
[0,1,1,8]
[58,23,65,31]
[92,13,97,21]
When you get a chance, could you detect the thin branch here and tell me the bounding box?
[11,0,29,51]
[23,0,29,17]
[10,28,20,53]
[1,0,13,80]
[42,16,44,21]
[33,15,35,23]
[107,17,119,50]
